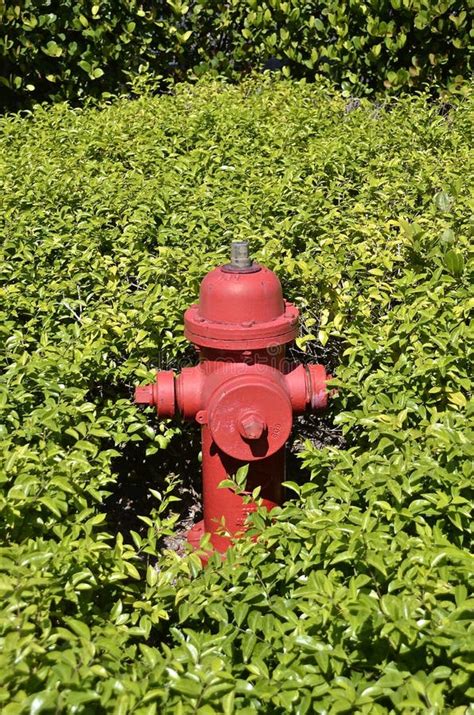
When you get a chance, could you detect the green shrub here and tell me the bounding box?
[1,0,473,108]
[0,79,473,712]
[193,0,473,96]
[0,0,190,108]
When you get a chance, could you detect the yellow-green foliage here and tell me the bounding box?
[0,79,473,713]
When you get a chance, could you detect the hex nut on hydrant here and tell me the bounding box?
[134,241,332,560]
[238,411,266,441]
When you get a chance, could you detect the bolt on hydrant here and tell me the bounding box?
[135,242,330,557]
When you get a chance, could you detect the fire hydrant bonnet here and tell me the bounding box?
[185,265,299,350]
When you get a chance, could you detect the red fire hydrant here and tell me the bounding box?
[135,242,330,556]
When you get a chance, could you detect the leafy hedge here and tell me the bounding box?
[1,0,473,108]
[0,0,187,108]
[194,0,474,95]
[1,79,473,713]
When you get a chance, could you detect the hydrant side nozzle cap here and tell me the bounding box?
[307,364,330,410]
[135,384,154,405]
[135,372,176,416]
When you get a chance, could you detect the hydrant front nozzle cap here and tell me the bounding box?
[135,384,154,405]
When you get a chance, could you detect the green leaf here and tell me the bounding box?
[170,679,201,697]
[434,191,454,212]
[444,249,464,276]
[42,41,63,58]
[63,617,91,640]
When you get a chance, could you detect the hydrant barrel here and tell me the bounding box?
[134,241,331,559]
[189,427,285,554]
